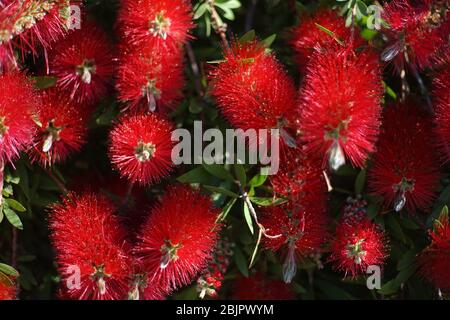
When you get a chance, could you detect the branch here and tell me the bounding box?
[237,182,281,239]
[185,42,204,96]
[45,168,68,194]
[207,0,230,49]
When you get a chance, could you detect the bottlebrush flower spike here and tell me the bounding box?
[233,274,295,300]
[0,72,37,164]
[210,40,298,145]
[298,45,383,170]
[49,20,115,106]
[118,0,193,52]
[134,185,220,292]
[260,191,329,283]
[0,0,75,67]
[368,103,441,213]
[291,9,352,71]
[50,192,132,300]
[116,48,184,113]
[0,278,15,300]
[28,89,87,167]
[109,113,175,186]
[433,66,450,161]
[196,237,234,299]
[419,207,450,292]
[329,201,388,277]
[270,148,325,199]
[381,0,449,72]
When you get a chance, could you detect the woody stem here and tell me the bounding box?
[237,182,281,239]
[207,0,230,49]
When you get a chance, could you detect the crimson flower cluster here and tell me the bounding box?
[196,237,234,299]
[298,45,383,171]
[329,198,388,277]
[210,40,298,148]
[0,0,77,69]
[0,279,15,300]
[419,210,450,292]
[48,20,115,107]
[116,0,192,113]
[433,66,450,161]
[368,103,441,213]
[134,185,220,294]
[382,0,449,72]
[50,192,132,300]
[290,9,353,71]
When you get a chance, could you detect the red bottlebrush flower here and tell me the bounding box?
[117,0,194,52]
[134,185,220,292]
[50,192,132,300]
[419,209,450,292]
[233,274,295,300]
[0,279,15,300]
[368,103,441,213]
[0,1,75,66]
[329,202,388,277]
[49,20,115,106]
[109,113,175,186]
[116,48,184,113]
[210,40,298,144]
[0,72,37,164]
[28,89,87,167]
[382,0,449,72]
[433,66,450,161]
[260,185,329,283]
[196,237,234,299]
[298,45,383,170]
[291,9,352,71]
[270,148,325,198]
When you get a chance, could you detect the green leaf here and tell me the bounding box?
[205,15,211,37]
[0,208,3,223]
[383,81,398,100]
[215,3,235,20]
[248,172,268,188]
[33,76,57,90]
[366,15,375,29]
[177,166,212,184]
[204,185,239,198]
[315,23,340,43]
[249,228,262,268]
[2,184,13,197]
[356,0,368,16]
[4,207,23,230]
[234,246,249,277]
[203,164,234,182]
[397,250,416,271]
[217,198,237,222]
[0,263,19,277]
[193,3,208,19]
[361,28,378,40]
[234,164,247,186]
[354,169,366,194]
[243,202,254,234]
[250,197,287,206]
[239,29,256,44]
[378,278,399,295]
[4,199,26,212]
[345,11,353,27]
[225,0,241,9]
[261,34,276,48]
[399,217,420,230]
